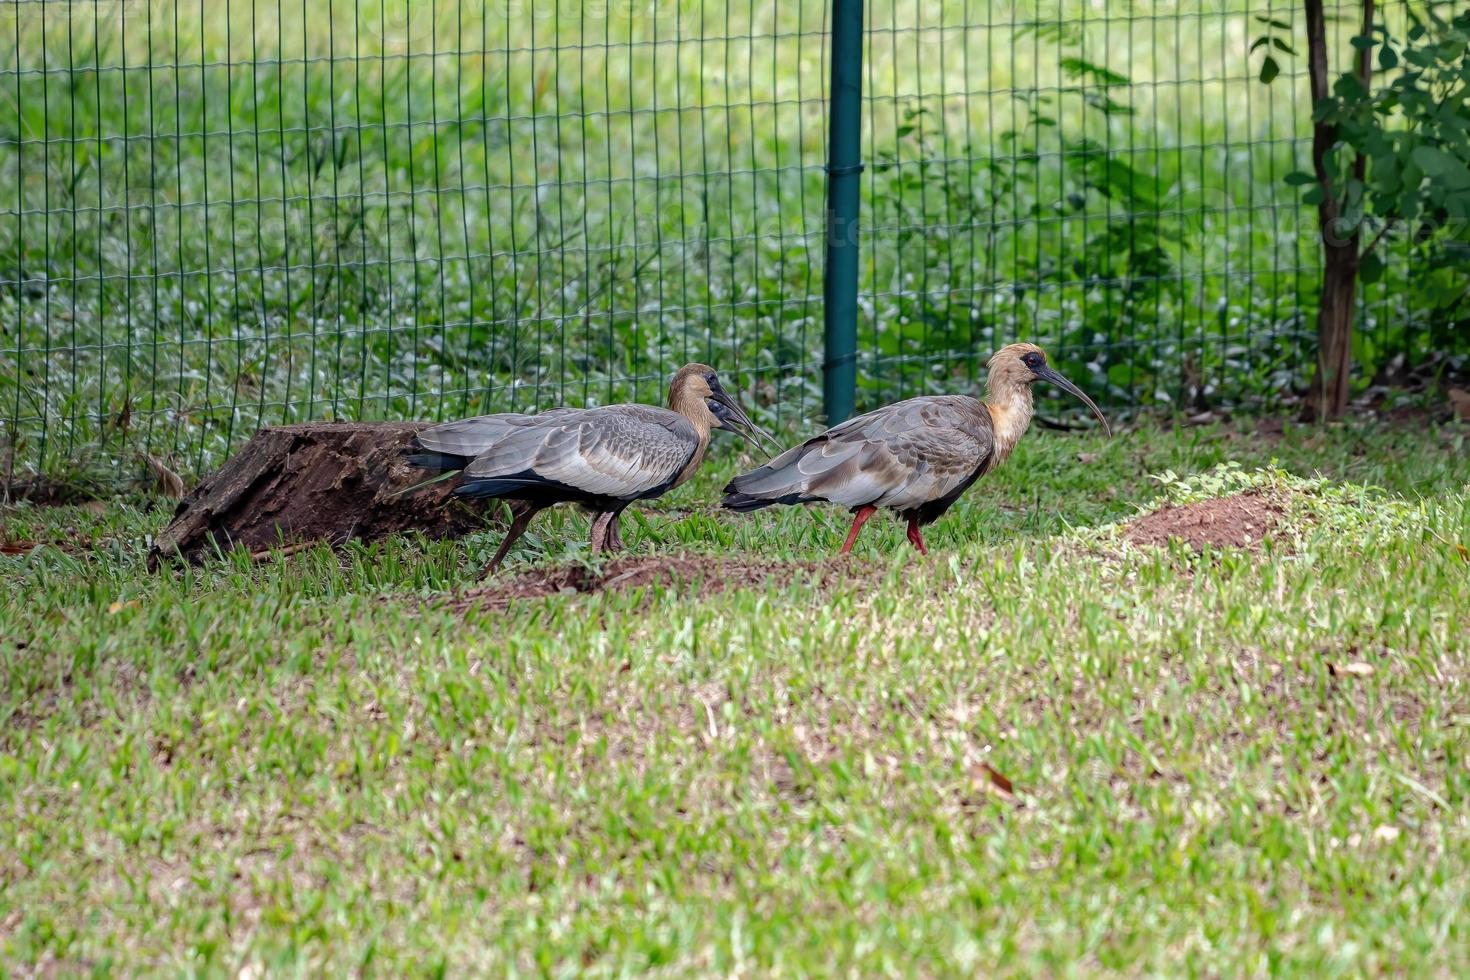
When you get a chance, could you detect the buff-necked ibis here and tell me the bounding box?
[720,343,1110,554]
[411,364,773,575]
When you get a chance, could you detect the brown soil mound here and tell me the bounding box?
[451,555,857,612]
[1123,491,1286,551]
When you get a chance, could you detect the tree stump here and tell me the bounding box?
[148,421,489,567]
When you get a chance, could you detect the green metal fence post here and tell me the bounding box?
[822,0,864,426]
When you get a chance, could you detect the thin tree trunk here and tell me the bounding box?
[1315,248,1358,418]
[1303,0,1373,420]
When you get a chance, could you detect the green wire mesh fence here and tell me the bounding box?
[0,0,1453,491]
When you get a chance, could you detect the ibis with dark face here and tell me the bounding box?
[720,344,1110,554]
[411,364,772,575]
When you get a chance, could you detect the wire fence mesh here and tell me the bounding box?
[0,0,1455,491]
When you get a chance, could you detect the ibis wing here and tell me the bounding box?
[462,405,698,500]
[728,395,993,509]
[869,418,993,511]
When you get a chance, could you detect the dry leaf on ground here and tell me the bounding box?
[970,762,1017,803]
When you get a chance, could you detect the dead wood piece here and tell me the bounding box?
[148,421,488,567]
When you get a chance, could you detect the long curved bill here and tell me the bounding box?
[709,382,781,455]
[1034,365,1112,437]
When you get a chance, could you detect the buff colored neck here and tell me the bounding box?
[984,382,1035,464]
[668,383,714,487]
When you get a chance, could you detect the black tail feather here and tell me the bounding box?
[720,491,773,512]
[720,490,813,512]
[404,449,474,471]
[453,477,545,499]
[452,469,593,503]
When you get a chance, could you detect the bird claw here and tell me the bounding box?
[907,520,929,556]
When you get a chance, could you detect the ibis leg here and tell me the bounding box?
[838,505,878,555]
[481,501,542,578]
[589,510,617,555]
[906,517,929,556]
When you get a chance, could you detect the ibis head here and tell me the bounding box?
[668,363,777,453]
[986,343,1111,437]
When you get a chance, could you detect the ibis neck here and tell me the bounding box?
[669,390,714,487]
[984,383,1035,464]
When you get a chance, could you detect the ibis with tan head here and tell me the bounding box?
[720,344,1110,554]
[410,364,773,575]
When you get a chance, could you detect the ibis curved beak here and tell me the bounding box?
[1033,364,1112,437]
[708,381,781,455]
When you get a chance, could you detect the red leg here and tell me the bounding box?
[906,517,929,556]
[838,505,878,556]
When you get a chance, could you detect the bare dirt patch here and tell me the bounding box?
[450,554,861,612]
[1123,491,1287,552]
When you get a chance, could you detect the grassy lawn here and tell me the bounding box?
[3,415,1468,974]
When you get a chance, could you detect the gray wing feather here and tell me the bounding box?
[461,404,698,499]
[415,408,578,458]
[732,396,992,509]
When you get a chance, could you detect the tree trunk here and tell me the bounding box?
[1311,243,1358,419]
[1302,0,1372,420]
[148,421,489,567]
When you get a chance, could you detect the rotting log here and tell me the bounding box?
[148,421,489,567]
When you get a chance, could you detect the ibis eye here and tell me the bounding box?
[705,373,717,384]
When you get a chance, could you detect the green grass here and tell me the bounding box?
[3,416,1469,974]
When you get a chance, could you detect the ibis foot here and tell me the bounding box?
[479,501,542,579]
[906,518,929,556]
[838,505,878,556]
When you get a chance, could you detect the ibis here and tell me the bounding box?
[411,364,772,575]
[721,343,1110,554]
